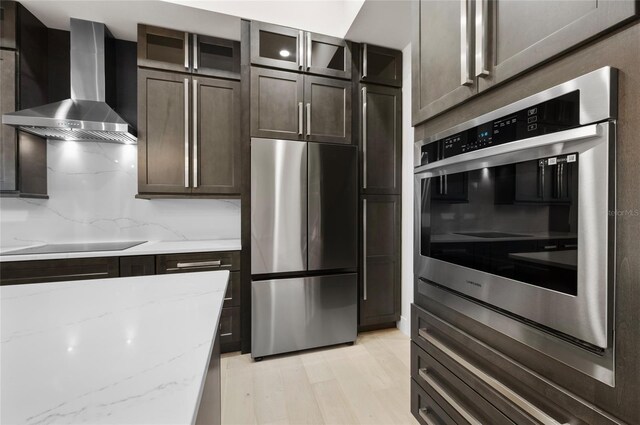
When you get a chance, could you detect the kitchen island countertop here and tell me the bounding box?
[1,271,228,424]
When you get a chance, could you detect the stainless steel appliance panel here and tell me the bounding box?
[251,273,357,358]
[251,138,308,274]
[308,143,358,271]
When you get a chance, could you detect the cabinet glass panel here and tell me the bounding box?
[422,153,579,295]
[145,33,185,66]
[367,51,397,80]
[198,39,238,73]
[311,41,345,71]
[259,30,297,63]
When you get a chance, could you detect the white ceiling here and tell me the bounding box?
[345,0,413,50]
[18,0,411,49]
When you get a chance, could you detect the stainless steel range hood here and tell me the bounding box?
[2,19,136,144]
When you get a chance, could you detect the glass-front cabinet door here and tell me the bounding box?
[138,24,190,73]
[306,33,351,79]
[192,34,240,79]
[250,21,304,71]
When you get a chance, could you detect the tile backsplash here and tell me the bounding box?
[0,140,240,248]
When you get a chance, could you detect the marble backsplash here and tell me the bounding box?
[0,140,241,248]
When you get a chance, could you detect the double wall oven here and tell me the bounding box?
[414,67,617,385]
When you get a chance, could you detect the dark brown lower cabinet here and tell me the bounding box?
[219,306,241,351]
[410,303,623,425]
[119,256,155,277]
[195,332,221,425]
[359,195,400,327]
[0,257,119,285]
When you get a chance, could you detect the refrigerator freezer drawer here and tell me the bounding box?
[251,273,357,358]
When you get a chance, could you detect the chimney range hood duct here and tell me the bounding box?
[2,18,136,144]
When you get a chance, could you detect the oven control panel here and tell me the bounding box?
[421,91,580,165]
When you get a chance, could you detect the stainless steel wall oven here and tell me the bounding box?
[414,67,617,385]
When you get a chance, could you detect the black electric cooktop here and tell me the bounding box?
[3,241,146,255]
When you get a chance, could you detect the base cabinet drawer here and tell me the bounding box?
[0,257,119,285]
[219,306,240,346]
[412,342,513,425]
[156,251,240,273]
[412,379,456,425]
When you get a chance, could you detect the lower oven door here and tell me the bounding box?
[414,122,615,349]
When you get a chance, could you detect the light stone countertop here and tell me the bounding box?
[0,239,241,262]
[1,271,229,424]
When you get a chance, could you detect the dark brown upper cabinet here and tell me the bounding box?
[191,76,241,194]
[478,0,638,92]
[360,84,401,194]
[304,75,351,144]
[0,50,17,192]
[361,44,402,88]
[251,68,351,144]
[250,21,351,79]
[0,0,17,49]
[412,0,477,126]
[138,24,240,79]
[137,68,241,196]
[360,195,401,327]
[138,24,191,73]
[192,34,240,79]
[412,0,638,125]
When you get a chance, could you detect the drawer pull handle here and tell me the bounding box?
[224,297,233,301]
[220,332,233,337]
[543,245,557,250]
[176,260,226,268]
[418,408,438,425]
[418,368,482,425]
[418,328,568,425]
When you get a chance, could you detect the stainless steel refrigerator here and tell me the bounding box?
[251,138,358,359]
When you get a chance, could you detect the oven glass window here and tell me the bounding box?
[421,154,578,295]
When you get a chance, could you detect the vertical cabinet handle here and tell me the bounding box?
[475,0,489,77]
[298,102,303,135]
[306,103,311,136]
[362,87,368,188]
[193,34,198,71]
[184,32,189,69]
[362,43,368,78]
[306,32,312,70]
[192,79,198,189]
[460,0,473,86]
[363,198,367,301]
[298,31,304,69]
[539,162,545,198]
[184,78,190,188]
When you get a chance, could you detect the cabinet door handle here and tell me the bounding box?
[184,32,189,69]
[444,175,448,195]
[362,86,367,188]
[220,332,233,337]
[543,245,558,250]
[418,367,482,425]
[184,78,190,188]
[460,0,473,86]
[306,32,312,70]
[298,102,303,135]
[362,43,368,78]
[298,31,304,69]
[418,408,439,425]
[193,79,198,188]
[475,0,490,77]
[193,34,198,71]
[418,328,568,425]
[538,162,545,198]
[306,103,311,136]
[363,198,367,301]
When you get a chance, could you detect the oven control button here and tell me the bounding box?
[527,123,538,131]
[527,116,538,123]
[528,107,538,116]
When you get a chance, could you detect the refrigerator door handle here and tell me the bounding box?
[363,198,367,301]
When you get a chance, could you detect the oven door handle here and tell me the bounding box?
[414,124,601,175]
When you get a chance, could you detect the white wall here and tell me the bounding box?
[398,42,414,336]
[0,141,240,249]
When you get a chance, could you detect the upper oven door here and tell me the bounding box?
[414,122,615,349]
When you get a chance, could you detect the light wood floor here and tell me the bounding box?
[221,328,419,425]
